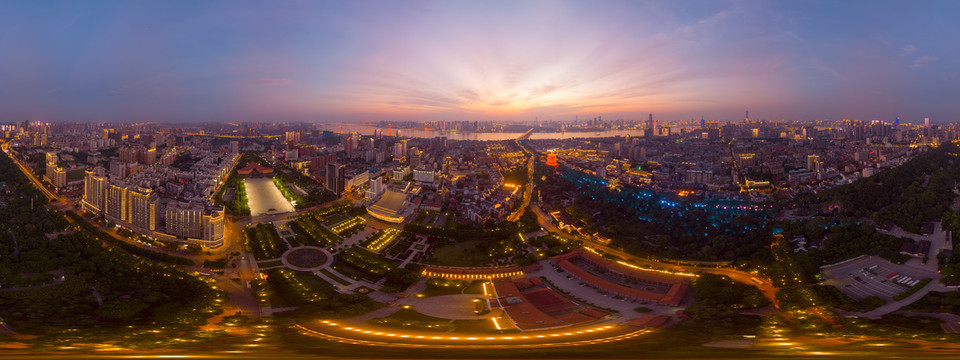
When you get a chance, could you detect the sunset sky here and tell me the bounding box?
[1,0,958,124]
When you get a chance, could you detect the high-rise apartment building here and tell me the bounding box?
[164,201,224,247]
[165,200,204,239]
[128,187,158,232]
[104,182,131,225]
[82,169,108,214]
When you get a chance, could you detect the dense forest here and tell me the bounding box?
[535,161,775,264]
[811,142,960,233]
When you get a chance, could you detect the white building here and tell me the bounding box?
[413,167,436,184]
[346,170,370,191]
[366,176,385,199]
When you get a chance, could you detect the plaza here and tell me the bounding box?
[244,177,296,216]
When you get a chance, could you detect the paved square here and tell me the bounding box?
[244,177,296,216]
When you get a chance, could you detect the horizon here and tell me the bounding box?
[2,1,959,123]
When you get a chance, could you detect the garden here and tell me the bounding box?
[244,223,289,261]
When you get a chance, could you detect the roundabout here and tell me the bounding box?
[282,246,332,271]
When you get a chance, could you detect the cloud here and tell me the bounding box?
[242,78,293,86]
[899,45,917,56]
[912,55,937,68]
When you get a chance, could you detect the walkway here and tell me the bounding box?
[852,281,950,319]
[0,271,64,291]
[895,311,960,333]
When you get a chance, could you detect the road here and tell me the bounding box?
[530,203,779,301]
[507,134,777,300]
[505,129,535,222]
[295,321,651,349]
[1,141,57,202]
[2,140,268,319]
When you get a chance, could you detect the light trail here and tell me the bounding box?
[293,323,649,349]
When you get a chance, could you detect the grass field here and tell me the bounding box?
[259,260,283,268]
[323,214,350,226]
[319,268,351,286]
[368,308,454,332]
[426,240,490,267]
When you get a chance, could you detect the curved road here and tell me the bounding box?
[294,322,651,349]
[528,200,778,301]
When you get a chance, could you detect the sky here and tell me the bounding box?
[1,0,959,124]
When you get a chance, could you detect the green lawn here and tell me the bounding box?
[331,260,384,283]
[258,260,283,268]
[462,280,488,295]
[425,240,491,267]
[368,308,454,332]
[421,284,467,298]
[323,214,350,226]
[319,268,351,286]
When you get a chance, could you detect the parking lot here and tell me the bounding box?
[821,255,933,300]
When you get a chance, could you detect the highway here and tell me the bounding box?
[1,141,58,202]
[506,129,535,222]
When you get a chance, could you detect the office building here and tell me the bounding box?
[326,163,345,195]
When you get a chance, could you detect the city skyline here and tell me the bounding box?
[2,1,959,124]
[4,2,960,356]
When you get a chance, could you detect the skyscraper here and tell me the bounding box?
[645,113,654,138]
[326,163,345,195]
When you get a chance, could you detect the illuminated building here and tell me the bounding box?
[82,168,108,214]
[366,190,407,223]
[104,182,131,225]
[164,201,225,248]
[546,153,558,166]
